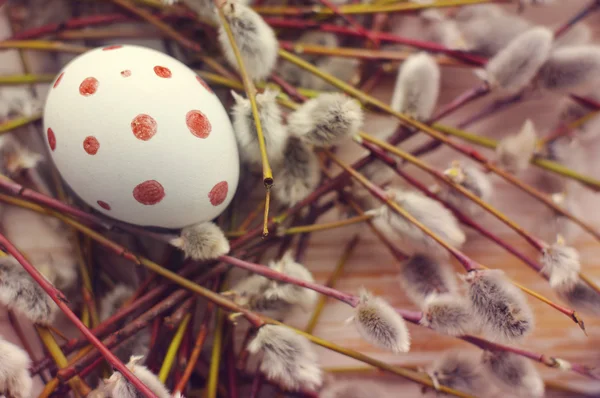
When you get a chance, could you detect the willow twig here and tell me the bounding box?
[207,310,225,398]
[0,113,42,134]
[159,313,192,382]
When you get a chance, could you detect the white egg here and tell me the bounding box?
[43,45,239,229]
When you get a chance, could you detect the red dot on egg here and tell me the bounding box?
[53,72,64,89]
[208,181,228,206]
[79,77,99,96]
[121,70,132,77]
[83,136,100,155]
[196,76,213,94]
[186,110,211,139]
[97,200,111,210]
[133,180,165,205]
[131,114,157,141]
[103,45,122,51]
[47,128,56,151]
[154,66,172,78]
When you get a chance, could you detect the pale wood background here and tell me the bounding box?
[1,2,600,397]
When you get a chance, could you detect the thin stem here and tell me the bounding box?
[174,300,214,393]
[10,14,133,40]
[0,236,158,398]
[0,74,55,84]
[35,326,90,397]
[252,0,510,16]
[158,313,192,382]
[0,113,42,134]
[279,41,469,68]
[431,84,490,121]
[206,310,225,398]
[217,4,273,235]
[0,40,88,54]
[315,0,378,46]
[554,0,600,38]
[280,214,372,235]
[226,325,239,398]
[304,235,359,334]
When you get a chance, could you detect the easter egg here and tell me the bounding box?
[43,45,239,229]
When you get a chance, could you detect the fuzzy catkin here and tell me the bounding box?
[420,294,473,336]
[399,255,458,306]
[466,269,534,342]
[287,93,363,147]
[555,279,600,317]
[390,52,440,121]
[427,350,489,395]
[480,27,553,94]
[248,325,322,391]
[540,238,580,289]
[271,137,320,207]
[481,351,544,397]
[375,188,466,259]
[0,135,42,178]
[496,119,538,174]
[0,255,58,324]
[352,290,410,353]
[230,89,288,168]
[103,356,172,398]
[0,336,33,398]
[441,161,493,216]
[538,45,600,92]
[170,221,230,261]
[217,0,278,81]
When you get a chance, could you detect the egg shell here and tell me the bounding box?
[43,45,239,229]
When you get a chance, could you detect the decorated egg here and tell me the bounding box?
[43,45,239,229]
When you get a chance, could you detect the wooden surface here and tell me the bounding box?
[1,2,600,397]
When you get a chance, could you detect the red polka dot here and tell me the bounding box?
[154,66,172,78]
[196,76,213,94]
[79,77,99,96]
[208,181,228,206]
[53,72,64,89]
[186,110,211,139]
[133,180,165,205]
[103,45,122,51]
[47,128,56,151]
[83,136,100,155]
[97,200,111,210]
[121,70,131,77]
[131,114,157,141]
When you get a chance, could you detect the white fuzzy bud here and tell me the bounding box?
[99,285,135,322]
[399,255,458,306]
[420,294,473,336]
[272,137,320,207]
[288,93,363,147]
[391,52,440,121]
[555,279,600,317]
[104,355,172,398]
[478,27,553,94]
[218,0,278,81]
[0,336,33,398]
[540,235,580,290]
[248,325,322,391]
[230,89,288,168]
[374,188,466,259]
[0,255,58,324]
[455,6,531,57]
[538,45,600,92]
[300,57,359,91]
[481,351,544,397]
[351,289,410,353]
[320,379,388,398]
[426,350,489,395]
[0,135,42,178]
[496,119,538,174]
[441,161,493,216]
[170,222,230,261]
[465,269,534,342]
[262,251,318,311]
[0,87,40,120]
